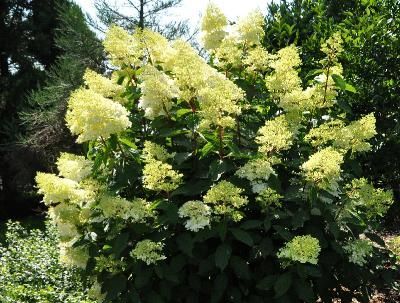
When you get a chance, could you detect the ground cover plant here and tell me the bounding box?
[35,4,398,302]
[0,220,93,303]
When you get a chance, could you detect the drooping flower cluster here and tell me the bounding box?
[138,65,180,119]
[266,34,344,113]
[142,141,182,193]
[346,178,393,219]
[301,147,344,190]
[36,173,80,205]
[178,200,211,232]
[203,180,248,221]
[277,235,321,266]
[130,240,166,265]
[83,68,123,100]
[236,158,275,193]
[305,114,377,153]
[97,195,153,222]
[56,153,93,182]
[343,239,373,266]
[66,88,131,143]
[36,153,101,269]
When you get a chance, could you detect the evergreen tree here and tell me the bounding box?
[0,1,103,219]
[0,0,68,218]
[92,0,191,39]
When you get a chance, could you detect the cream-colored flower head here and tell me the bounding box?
[201,3,227,50]
[142,160,183,193]
[178,200,211,232]
[277,235,321,266]
[301,147,344,190]
[138,65,179,120]
[56,153,93,182]
[66,88,131,143]
[103,25,140,66]
[237,10,265,45]
[130,240,166,265]
[203,180,248,221]
[256,115,294,154]
[83,69,123,99]
[35,173,79,205]
[97,195,153,222]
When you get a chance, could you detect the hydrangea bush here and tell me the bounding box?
[35,4,398,302]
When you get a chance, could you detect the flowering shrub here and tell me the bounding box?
[35,4,398,302]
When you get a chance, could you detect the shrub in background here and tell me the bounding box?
[0,220,93,303]
[35,4,398,302]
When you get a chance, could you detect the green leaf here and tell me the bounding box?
[331,74,346,90]
[111,232,129,257]
[118,137,137,149]
[176,233,193,257]
[215,243,232,271]
[211,273,228,303]
[365,232,386,247]
[175,108,192,118]
[200,142,215,158]
[332,74,357,93]
[294,279,315,303]
[256,275,276,290]
[240,220,263,230]
[208,160,233,181]
[274,272,292,298]
[104,274,127,300]
[231,228,254,246]
[174,152,192,165]
[344,83,357,93]
[230,256,251,280]
[273,225,293,241]
[303,265,322,277]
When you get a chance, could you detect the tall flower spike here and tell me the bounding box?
[66,88,131,143]
[197,71,243,129]
[103,25,140,66]
[201,3,227,50]
[237,10,265,45]
[265,45,302,96]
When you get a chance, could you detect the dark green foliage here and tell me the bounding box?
[0,220,93,303]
